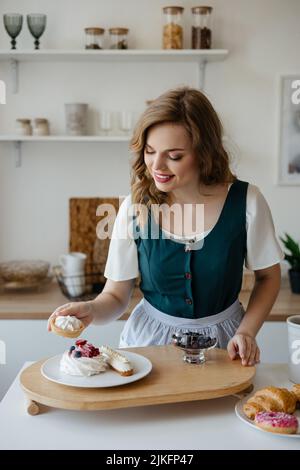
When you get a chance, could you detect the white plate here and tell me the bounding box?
[235,397,300,438]
[41,350,152,388]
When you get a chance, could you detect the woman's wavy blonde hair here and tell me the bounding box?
[130,86,236,222]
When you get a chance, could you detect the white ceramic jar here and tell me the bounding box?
[33,118,50,136]
[65,103,88,136]
[15,119,32,136]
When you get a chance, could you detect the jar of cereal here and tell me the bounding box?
[162,6,184,49]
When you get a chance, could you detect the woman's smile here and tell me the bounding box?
[153,172,175,184]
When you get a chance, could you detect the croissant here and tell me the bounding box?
[243,386,297,420]
[291,384,300,402]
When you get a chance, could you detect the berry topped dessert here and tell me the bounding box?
[60,339,107,376]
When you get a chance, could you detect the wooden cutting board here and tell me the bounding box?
[20,345,255,415]
[69,197,120,283]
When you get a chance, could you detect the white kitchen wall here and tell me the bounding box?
[0,0,300,265]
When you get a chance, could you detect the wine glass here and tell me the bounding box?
[3,14,23,50]
[119,110,133,135]
[99,110,112,136]
[27,14,46,50]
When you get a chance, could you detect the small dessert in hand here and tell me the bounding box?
[100,345,133,376]
[254,411,299,434]
[60,339,107,376]
[50,315,85,338]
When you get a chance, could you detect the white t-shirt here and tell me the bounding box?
[104,184,284,281]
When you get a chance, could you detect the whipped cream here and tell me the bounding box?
[60,351,107,376]
[55,315,83,332]
[100,345,133,373]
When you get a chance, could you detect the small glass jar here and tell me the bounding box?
[33,118,50,136]
[85,27,105,50]
[191,6,213,49]
[15,119,32,136]
[162,6,184,49]
[108,28,129,49]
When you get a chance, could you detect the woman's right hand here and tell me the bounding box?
[47,301,95,332]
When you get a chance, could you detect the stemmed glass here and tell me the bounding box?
[119,111,133,135]
[99,110,112,136]
[27,14,46,50]
[3,14,23,50]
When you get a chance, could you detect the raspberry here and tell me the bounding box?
[75,339,87,346]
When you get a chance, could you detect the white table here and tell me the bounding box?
[0,362,299,450]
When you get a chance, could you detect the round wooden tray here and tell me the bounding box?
[20,345,255,415]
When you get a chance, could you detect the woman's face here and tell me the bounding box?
[144,122,200,197]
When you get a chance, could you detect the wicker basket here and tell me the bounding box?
[53,264,105,301]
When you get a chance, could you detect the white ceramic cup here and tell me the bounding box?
[287,315,300,383]
[59,252,87,297]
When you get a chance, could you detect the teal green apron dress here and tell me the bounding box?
[119,179,248,348]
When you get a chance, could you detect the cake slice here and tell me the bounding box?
[99,345,133,376]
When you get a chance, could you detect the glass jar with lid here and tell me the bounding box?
[108,28,129,49]
[191,6,213,49]
[162,6,184,49]
[84,27,105,50]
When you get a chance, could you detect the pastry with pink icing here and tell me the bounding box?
[60,340,107,376]
[254,411,299,434]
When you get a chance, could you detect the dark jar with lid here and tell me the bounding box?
[191,6,212,49]
[109,28,129,49]
[85,27,105,49]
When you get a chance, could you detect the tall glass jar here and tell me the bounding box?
[84,27,105,49]
[162,6,184,49]
[109,28,129,49]
[191,6,213,49]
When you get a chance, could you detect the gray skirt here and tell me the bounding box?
[119,297,245,349]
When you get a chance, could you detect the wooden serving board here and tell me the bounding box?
[20,345,255,415]
[69,197,120,284]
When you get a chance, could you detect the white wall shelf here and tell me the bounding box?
[0,48,228,62]
[0,49,228,167]
[0,49,228,93]
[0,135,130,142]
[0,135,130,167]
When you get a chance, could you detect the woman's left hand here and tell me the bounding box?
[227,333,260,366]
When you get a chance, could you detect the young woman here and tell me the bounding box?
[48,87,283,366]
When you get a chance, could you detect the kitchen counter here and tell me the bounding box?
[0,278,298,321]
[0,361,298,450]
[0,281,140,321]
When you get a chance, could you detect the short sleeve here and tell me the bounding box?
[104,194,139,281]
[245,184,285,270]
